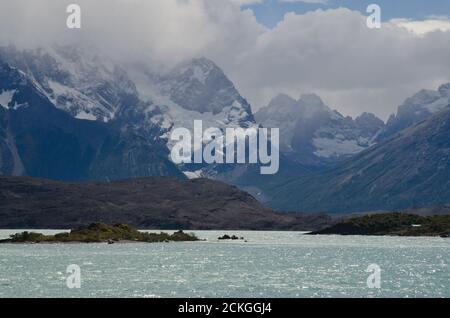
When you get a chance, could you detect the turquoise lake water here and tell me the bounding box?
[0,230,448,298]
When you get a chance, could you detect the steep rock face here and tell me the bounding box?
[126,56,260,180]
[378,83,450,141]
[127,56,256,147]
[268,105,450,213]
[255,93,384,167]
[160,57,254,119]
[0,176,333,230]
[0,108,16,175]
[0,63,183,181]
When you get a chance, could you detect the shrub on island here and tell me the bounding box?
[0,223,199,243]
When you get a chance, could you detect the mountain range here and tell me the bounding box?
[268,104,450,212]
[255,93,384,167]
[1,45,449,215]
[0,62,183,181]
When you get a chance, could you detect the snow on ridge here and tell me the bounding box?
[313,137,366,158]
[0,90,16,109]
[424,96,450,113]
[126,60,255,151]
[75,111,97,121]
[401,86,450,115]
[191,64,210,85]
[47,80,107,120]
[183,170,204,179]
[174,57,216,85]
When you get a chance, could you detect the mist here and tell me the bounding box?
[1,0,450,119]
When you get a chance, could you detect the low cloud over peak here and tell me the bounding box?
[1,0,450,120]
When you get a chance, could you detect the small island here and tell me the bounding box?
[0,223,199,243]
[309,213,450,237]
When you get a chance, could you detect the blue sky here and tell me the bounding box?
[244,0,450,28]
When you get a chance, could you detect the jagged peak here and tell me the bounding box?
[356,112,382,121]
[404,88,440,106]
[298,93,331,114]
[262,92,332,117]
[355,112,385,126]
[438,82,450,96]
[298,93,323,105]
[189,56,218,69]
[172,56,222,83]
[268,93,296,107]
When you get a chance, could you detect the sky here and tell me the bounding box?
[1,0,450,120]
[242,0,450,28]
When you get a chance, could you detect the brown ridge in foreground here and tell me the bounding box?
[0,176,333,230]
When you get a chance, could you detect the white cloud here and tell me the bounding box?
[0,0,264,65]
[1,1,450,120]
[392,18,450,36]
[229,0,263,5]
[279,0,328,3]
[223,9,450,119]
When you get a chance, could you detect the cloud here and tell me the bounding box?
[223,9,450,119]
[229,0,263,5]
[279,0,328,3]
[1,1,450,120]
[392,18,450,36]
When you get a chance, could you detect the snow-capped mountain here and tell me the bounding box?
[0,45,258,180]
[160,57,253,120]
[3,44,448,213]
[0,45,256,145]
[378,83,450,141]
[269,103,450,213]
[126,56,256,149]
[255,93,385,166]
[0,61,183,181]
[0,46,145,123]
[128,56,257,178]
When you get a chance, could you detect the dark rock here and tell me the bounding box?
[218,234,243,240]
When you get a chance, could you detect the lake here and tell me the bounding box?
[0,230,448,298]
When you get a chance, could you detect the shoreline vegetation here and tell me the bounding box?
[0,213,449,242]
[309,213,450,237]
[0,223,199,244]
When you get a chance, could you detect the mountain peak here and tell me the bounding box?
[162,57,253,116]
[379,82,450,141]
[438,82,450,96]
[298,93,324,105]
[268,93,297,108]
[405,89,440,107]
[355,112,384,123]
[190,56,217,68]
[172,56,220,85]
[298,93,330,115]
[256,91,384,165]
